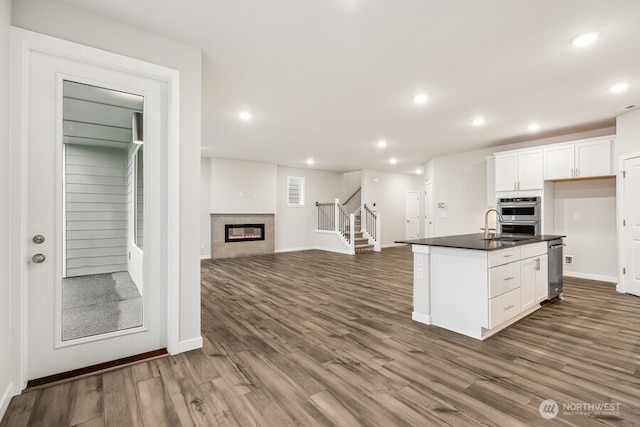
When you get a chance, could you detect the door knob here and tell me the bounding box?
[32,235,45,244]
[32,254,46,263]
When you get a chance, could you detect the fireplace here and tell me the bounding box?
[211,214,274,259]
[225,223,265,243]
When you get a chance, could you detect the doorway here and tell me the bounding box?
[405,190,420,239]
[424,181,434,238]
[620,155,640,296]
[11,29,179,384]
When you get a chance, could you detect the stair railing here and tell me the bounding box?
[316,199,355,253]
[362,204,381,251]
[341,188,361,214]
[316,202,335,230]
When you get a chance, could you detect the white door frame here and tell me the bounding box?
[617,151,640,293]
[10,28,181,390]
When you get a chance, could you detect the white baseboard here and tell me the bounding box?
[200,254,211,260]
[412,312,432,325]
[382,243,407,249]
[177,336,203,354]
[314,246,352,255]
[275,246,314,253]
[564,271,617,284]
[0,381,15,421]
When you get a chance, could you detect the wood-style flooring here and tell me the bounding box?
[2,246,640,426]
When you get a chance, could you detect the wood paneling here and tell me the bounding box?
[3,247,640,426]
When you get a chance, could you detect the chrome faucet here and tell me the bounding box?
[484,208,503,239]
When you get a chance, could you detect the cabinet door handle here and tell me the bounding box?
[576,168,580,177]
[571,168,575,177]
[535,258,541,271]
[503,254,513,258]
[504,276,514,281]
[504,304,514,311]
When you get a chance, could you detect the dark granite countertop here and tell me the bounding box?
[395,233,565,251]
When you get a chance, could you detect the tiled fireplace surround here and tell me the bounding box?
[211,214,275,259]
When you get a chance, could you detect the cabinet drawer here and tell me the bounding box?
[489,288,521,329]
[489,247,520,267]
[520,242,547,259]
[489,262,521,298]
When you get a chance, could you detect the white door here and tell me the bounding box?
[424,182,434,238]
[24,49,166,379]
[621,156,640,296]
[405,191,420,239]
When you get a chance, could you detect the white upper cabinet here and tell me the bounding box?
[543,137,614,180]
[495,149,543,192]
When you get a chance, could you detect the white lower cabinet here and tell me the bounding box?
[413,241,550,340]
[487,242,548,330]
[489,287,521,329]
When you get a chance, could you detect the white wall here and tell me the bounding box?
[0,0,11,417]
[552,179,617,281]
[13,0,202,350]
[210,158,277,214]
[362,169,423,246]
[428,147,494,237]
[341,170,362,200]
[276,166,342,251]
[200,158,212,258]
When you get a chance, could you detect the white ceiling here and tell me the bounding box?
[48,0,640,174]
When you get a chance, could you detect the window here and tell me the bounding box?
[287,176,305,207]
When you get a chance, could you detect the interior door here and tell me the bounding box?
[405,190,420,239]
[424,182,434,238]
[622,156,640,296]
[26,50,166,380]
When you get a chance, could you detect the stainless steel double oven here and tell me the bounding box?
[496,196,541,236]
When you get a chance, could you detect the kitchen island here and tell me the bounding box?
[396,233,565,340]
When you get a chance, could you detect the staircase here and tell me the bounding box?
[353,213,374,253]
[315,192,380,255]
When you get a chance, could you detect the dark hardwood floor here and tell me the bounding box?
[2,246,640,426]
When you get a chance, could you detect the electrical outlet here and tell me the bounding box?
[565,255,573,265]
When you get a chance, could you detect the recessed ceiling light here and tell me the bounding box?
[377,139,387,149]
[238,111,252,121]
[528,123,541,131]
[390,158,397,165]
[415,168,423,175]
[306,158,315,165]
[571,31,600,47]
[413,93,428,105]
[472,117,485,127]
[609,82,629,94]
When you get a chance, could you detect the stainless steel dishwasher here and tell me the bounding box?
[548,239,565,300]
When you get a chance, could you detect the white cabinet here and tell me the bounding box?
[520,242,548,310]
[544,137,613,180]
[495,149,543,192]
[488,242,548,328]
[413,241,550,340]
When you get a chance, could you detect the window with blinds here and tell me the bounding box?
[287,176,305,207]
